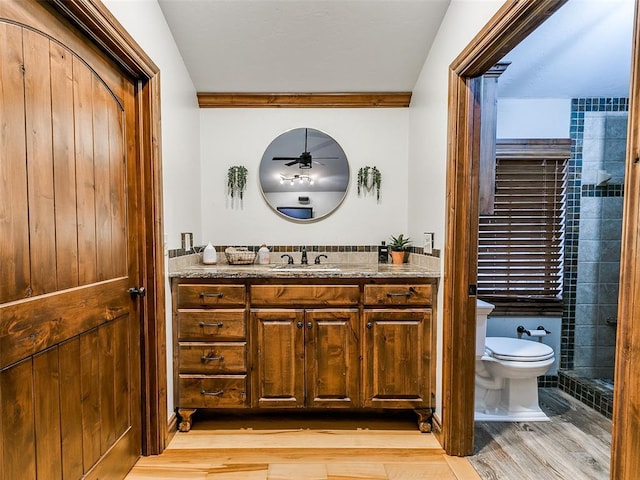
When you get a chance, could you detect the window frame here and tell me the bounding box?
[477,139,571,315]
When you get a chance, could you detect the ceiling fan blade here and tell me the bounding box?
[313,156,340,160]
[273,157,299,161]
[285,159,299,166]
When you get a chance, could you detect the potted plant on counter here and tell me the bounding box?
[389,234,411,264]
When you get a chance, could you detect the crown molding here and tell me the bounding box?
[197,92,412,108]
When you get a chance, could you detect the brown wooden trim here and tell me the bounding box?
[48,0,167,456]
[48,0,158,78]
[442,0,568,456]
[0,278,129,369]
[442,71,482,457]
[612,2,640,478]
[167,413,178,442]
[451,1,566,77]
[478,63,510,215]
[496,138,572,159]
[197,92,412,108]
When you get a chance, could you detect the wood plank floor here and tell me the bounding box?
[469,388,612,480]
[126,389,611,480]
[125,411,481,479]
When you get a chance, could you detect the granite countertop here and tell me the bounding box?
[169,263,440,279]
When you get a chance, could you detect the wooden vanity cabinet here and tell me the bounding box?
[250,284,360,409]
[362,283,435,432]
[174,282,249,432]
[173,277,436,432]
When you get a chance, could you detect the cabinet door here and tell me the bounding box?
[363,309,432,409]
[306,309,360,408]
[252,309,305,407]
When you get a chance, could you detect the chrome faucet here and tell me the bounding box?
[301,247,308,265]
[281,254,294,265]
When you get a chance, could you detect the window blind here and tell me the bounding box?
[478,156,567,303]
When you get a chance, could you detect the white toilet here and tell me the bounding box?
[475,300,555,422]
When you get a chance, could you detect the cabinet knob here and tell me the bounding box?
[366,322,373,329]
[297,321,303,329]
[307,322,313,329]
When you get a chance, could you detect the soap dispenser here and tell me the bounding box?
[258,244,270,265]
[203,242,217,264]
[378,241,389,263]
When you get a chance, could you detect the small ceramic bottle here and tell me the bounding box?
[258,244,270,265]
[203,242,217,264]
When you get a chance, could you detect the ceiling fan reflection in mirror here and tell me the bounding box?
[272,128,338,168]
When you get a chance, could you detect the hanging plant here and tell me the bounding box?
[227,165,248,200]
[357,166,382,201]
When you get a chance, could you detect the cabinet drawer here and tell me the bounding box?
[179,342,246,374]
[178,284,246,308]
[364,284,432,306]
[179,375,248,408]
[179,309,246,340]
[251,285,359,306]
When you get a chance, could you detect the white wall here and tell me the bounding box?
[103,0,201,417]
[199,109,409,245]
[497,98,571,138]
[408,0,506,420]
[103,0,202,251]
[104,0,518,427]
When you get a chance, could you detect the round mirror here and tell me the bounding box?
[259,128,350,221]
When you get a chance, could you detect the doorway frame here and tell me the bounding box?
[442,2,640,478]
[48,0,168,455]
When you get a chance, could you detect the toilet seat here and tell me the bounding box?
[485,337,554,362]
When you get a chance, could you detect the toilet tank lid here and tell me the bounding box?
[476,299,495,309]
[485,337,553,360]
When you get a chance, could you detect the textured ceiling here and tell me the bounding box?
[157,0,450,93]
[157,0,634,98]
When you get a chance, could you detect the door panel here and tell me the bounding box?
[24,28,57,296]
[34,349,63,479]
[0,7,142,478]
[306,309,359,408]
[0,359,36,479]
[252,309,305,407]
[80,329,101,470]
[363,309,431,408]
[59,339,84,479]
[51,41,80,291]
[74,55,99,285]
[0,23,29,302]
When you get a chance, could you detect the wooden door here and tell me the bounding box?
[0,6,143,479]
[363,309,432,409]
[305,309,360,408]
[252,309,305,407]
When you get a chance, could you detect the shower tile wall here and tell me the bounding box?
[564,98,627,380]
[574,111,625,380]
[559,98,626,418]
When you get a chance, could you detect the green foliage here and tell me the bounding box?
[389,234,412,251]
[357,166,382,201]
[227,165,248,200]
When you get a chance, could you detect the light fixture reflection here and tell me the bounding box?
[279,174,314,185]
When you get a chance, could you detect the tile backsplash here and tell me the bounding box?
[168,244,440,271]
